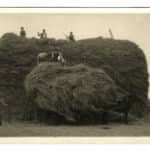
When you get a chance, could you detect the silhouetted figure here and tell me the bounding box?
[38,29,47,39]
[42,29,47,39]
[69,32,75,42]
[53,52,59,62]
[109,28,114,39]
[20,27,26,38]
[51,47,61,62]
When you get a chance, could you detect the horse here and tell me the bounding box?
[114,94,144,124]
[101,94,144,124]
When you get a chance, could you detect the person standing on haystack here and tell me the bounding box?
[69,32,75,42]
[38,29,47,39]
[20,26,26,38]
[42,29,47,39]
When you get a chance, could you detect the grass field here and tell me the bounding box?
[0,117,149,137]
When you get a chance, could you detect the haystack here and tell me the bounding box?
[25,63,119,123]
[0,33,148,120]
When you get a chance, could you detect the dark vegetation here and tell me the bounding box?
[0,33,148,124]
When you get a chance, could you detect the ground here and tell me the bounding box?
[0,117,149,137]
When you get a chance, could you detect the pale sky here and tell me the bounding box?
[0,14,150,97]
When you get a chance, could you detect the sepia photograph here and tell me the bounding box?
[0,9,149,140]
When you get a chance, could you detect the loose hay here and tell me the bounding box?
[25,63,119,123]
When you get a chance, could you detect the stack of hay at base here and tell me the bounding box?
[25,63,120,124]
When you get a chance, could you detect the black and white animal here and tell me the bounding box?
[37,51,66,65]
